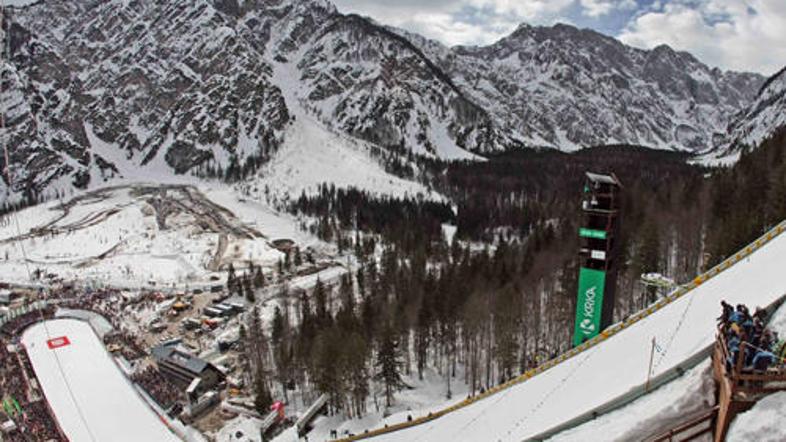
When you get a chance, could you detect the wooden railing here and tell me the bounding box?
[648,406,719,442]
[715,332,786,396]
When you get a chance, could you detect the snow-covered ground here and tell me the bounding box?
[727,391,786,442]
[246,115,439,203]
[0,104,440,291]
[363,227,786,442]
[272,365,470,442]
[21,318,180,442]
[216,416,266,442]
[548,360,715,441]
[0,185,287,288]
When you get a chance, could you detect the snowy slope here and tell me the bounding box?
[22,319,180,442]
[706,66,786,162]
[242,115,440,203]
[364,224,786,442]
[546,360,715,442]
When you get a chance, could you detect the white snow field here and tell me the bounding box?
[727,391,786,442]
[0,185,288,288]
[368,224,786,442]
[548,360,715,442]
[21,318,180,442]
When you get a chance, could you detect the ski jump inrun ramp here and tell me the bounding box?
[351,220,786,442]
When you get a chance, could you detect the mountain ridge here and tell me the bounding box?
[0,0,773,203]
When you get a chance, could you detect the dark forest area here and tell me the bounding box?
[250,129,786,417]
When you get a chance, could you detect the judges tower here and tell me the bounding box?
[572,172,622,346]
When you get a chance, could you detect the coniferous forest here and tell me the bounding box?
[241,129,786,419]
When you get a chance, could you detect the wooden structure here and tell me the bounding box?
[711,332,786,441]
[648,406,719,442]
[649,331,786,442]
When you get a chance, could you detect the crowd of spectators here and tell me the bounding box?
[132,366,183,411]
[0,307,56,338]
[104,331,147,360]
[0,336,66,441]
[0,286,194,437]
[718,301,786,374]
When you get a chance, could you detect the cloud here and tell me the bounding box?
[619,0,786,74]
[579,0,638,17]
[332,0,784,74]
[333,0,576,46]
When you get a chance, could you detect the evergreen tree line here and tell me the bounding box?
[259,131,786,414]
[243,233,583,418]
[289,184,454,254]
[705,130,786,265]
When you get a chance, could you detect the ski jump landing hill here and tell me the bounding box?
[22,318,181,442]
[348,220,786,442]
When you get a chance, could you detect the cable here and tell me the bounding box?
[1,4,97,441]
[652,286,698,373]
[494,345,599,441]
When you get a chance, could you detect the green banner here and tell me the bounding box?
[573,267,607,346]
[579,228,607,239]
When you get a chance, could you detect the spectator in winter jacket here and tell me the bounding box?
[729,309,744,326]
[742,318,755,341]
[753,307,768,324]
[751,351,775,372]
[727,334,742,372]
[727,323,742,342]
[718,301,733,330]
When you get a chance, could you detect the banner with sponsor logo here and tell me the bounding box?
[579,228,607,240]
[47,336,71,349]
[572,267,606,346]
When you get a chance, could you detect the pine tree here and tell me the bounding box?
[253,267,266,288]
[294,247,303,268]
[226,263,238,295]
[244,276,256,303]
[636,221,661,305]
[375,326,404,408]
[313,278,330,327]
[254,368,272,414]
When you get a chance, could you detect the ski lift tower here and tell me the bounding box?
[572,172,623,347]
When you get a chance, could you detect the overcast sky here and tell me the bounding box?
[332,0,785,76]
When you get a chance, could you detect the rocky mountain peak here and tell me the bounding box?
[0,0,772,204]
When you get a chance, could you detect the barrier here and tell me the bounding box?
[339,219,786,442]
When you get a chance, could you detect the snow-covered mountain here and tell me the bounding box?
[0,0,768,202]
[2,0,291,202]
[398,23,764,151]
[721,66,786,153]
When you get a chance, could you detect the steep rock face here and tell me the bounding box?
[401,23,763,151]
[2,0,290,200]
[720,66,786,154]
[231,1,509,157]
[293,14,507,157]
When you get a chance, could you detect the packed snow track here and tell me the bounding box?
[364,223,786,442]
[22,319,180,442]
